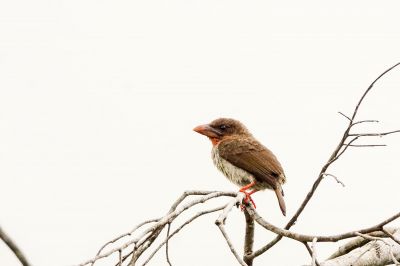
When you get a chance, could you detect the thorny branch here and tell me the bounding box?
[75,62,400,266]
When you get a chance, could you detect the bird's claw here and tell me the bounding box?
[240,191,256,210]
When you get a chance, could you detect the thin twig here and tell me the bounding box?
[323,173,345,187]
[91,218,160,266]
[130,191,236,266]
[343,144,386,147]
[353,120,379,126]
[349,130,400,137]
[351,62,400,122]
[303,242,320,266]
[217,224,248,266]
[0,226,32,266]
[352,119,379,126]
[338,112,351,121]
[165,223,172,266]
[77,191,237,266]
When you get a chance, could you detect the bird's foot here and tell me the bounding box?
[240,192,256,210]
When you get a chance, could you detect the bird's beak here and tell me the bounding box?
[193,124,222,138]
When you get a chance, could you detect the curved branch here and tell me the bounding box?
[350,62,400,121]
[0,226,31,266]
[246,207,400,243]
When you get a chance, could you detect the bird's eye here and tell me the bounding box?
[219,125,227,130]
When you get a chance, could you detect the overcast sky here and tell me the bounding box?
[1,1,400,266]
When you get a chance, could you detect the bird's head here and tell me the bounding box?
[193,118,250,145]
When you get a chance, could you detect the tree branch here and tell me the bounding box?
[243,210,254,266]
[0,226,31,266]
[248,62,400,260]
[302,241,321,266]
[246,206,400,243]
[165,223,172,266]
[215,193,248,266]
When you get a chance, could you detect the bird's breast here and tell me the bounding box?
[211,146,254,187]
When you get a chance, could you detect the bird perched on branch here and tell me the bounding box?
[193,118,287,216]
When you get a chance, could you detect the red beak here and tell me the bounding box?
[193,124,221,138]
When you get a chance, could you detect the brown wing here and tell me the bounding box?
[218,137,285,189]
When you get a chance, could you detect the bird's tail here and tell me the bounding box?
[274,185,286,216]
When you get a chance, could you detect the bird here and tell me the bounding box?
[193,118,286,216]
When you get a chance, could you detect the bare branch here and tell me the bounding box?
[350,62,400,122]
[92,218,160,266]
[322,173,345,187]
[130,191,236,265]
[217,223,248,266]
[246,206,400,243]
[77,191,237,266]
[338,112,351,121]
[303,242,321,266]
[215,194,248,266]
[0,226,32,266]
[140,205,225,266]
[243,210,254,266]
[343,144,387,147]
[349,130,400,137]
[351,119,379,126]
[333,136,360,161]
[251,62,400,258]
[165,223,172,266]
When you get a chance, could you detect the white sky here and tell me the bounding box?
[1,1,400,265]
